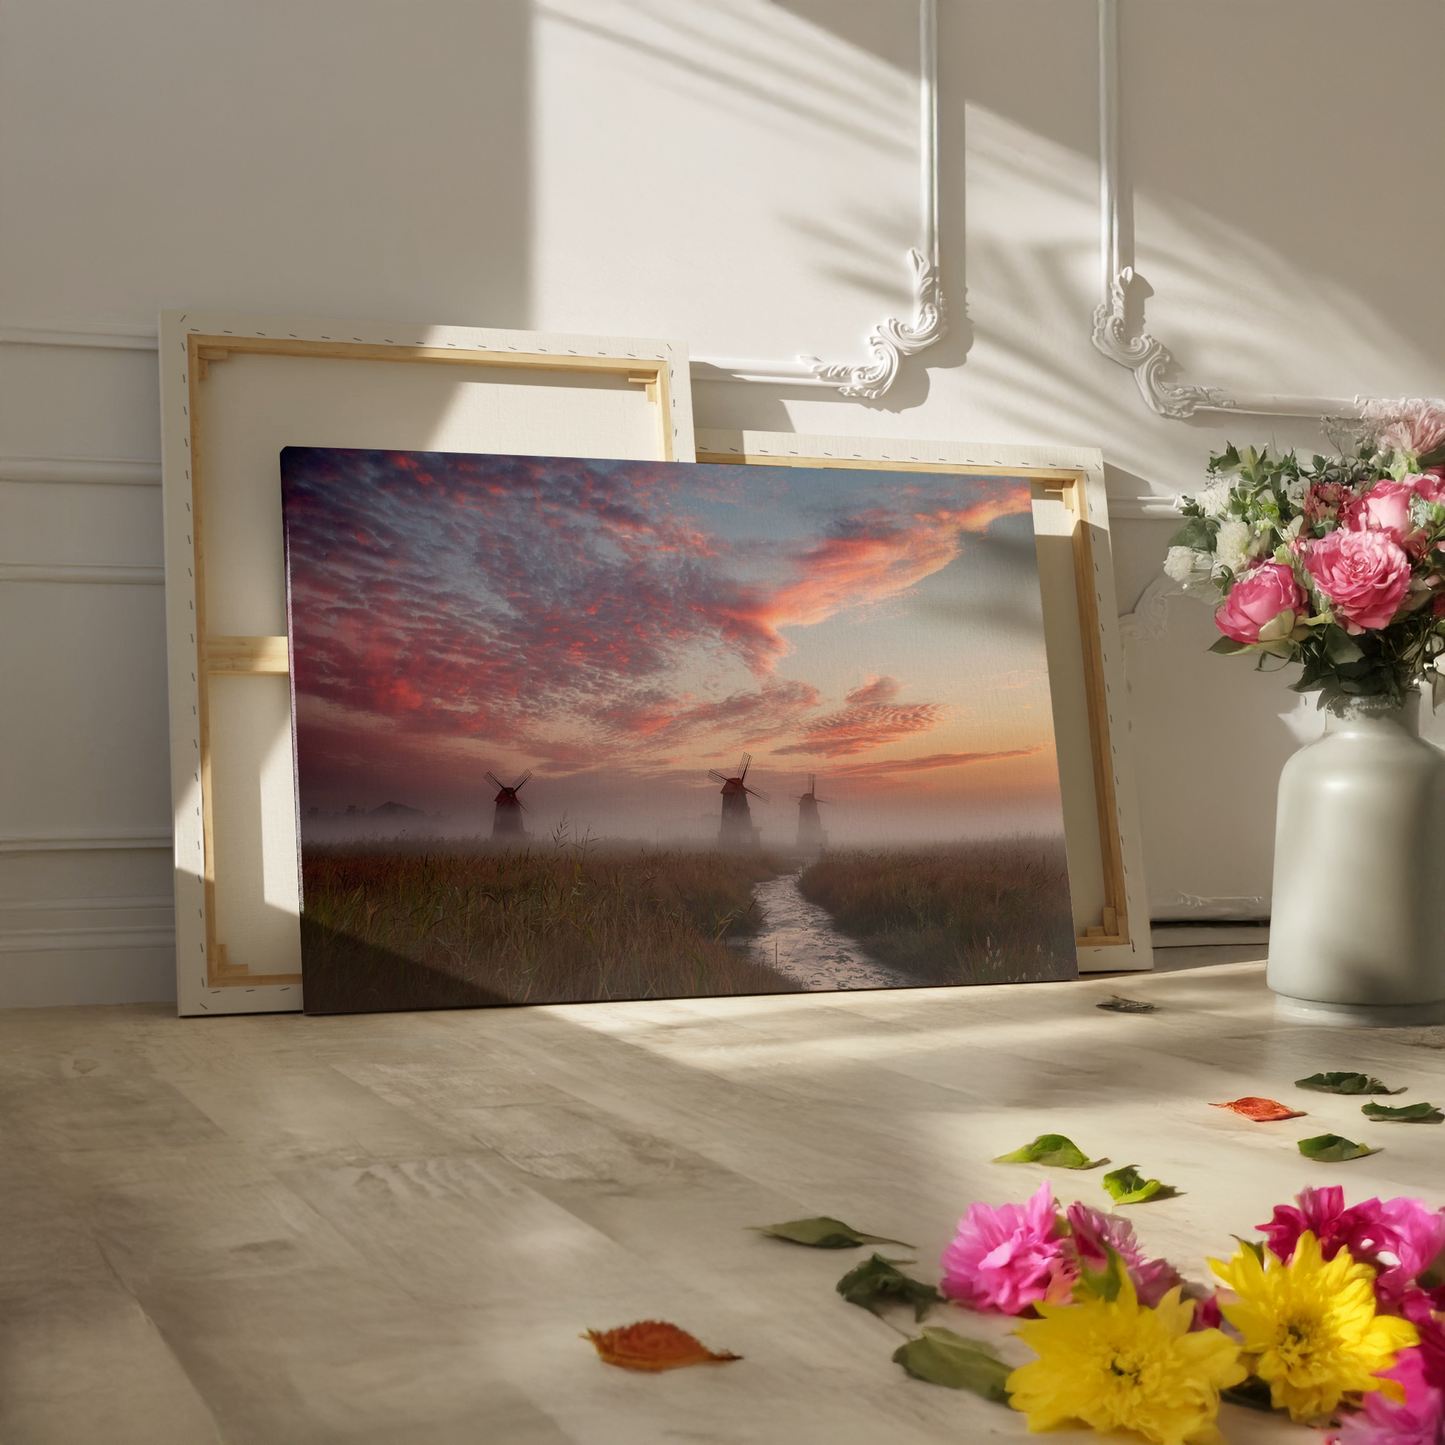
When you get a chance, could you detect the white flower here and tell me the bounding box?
[1286,514,1306,540]
[1213,518,1253,575]
[1164,546,1201,583]
[1284,475,1310,506]
[1195,479,1234,518]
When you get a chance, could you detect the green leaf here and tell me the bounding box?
[1102,1165,1174,1204]
[1296,1072,1406,1095]
[835,1254,942,1321]
[1362,1101,1444,1123]
[891,1327,1012,1401]
[992,1134,1104,1169]
[1169,516,1215,552]
[1297,1133,1377,1163]
[1209,636,1250,655]
[1324,627,1365,665]
[748,1216,913,1249]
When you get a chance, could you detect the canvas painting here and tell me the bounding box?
[280,448,1078,1013]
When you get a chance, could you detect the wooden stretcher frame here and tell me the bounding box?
[695,429,1152,974]
[158,310,694,1015]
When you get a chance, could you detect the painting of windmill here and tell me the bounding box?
[280,446,1078,1014]
[709,753,767,850]
[794,774,831,853]
[486,769,531,840]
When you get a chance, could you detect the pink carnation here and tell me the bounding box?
[1214,561,1307,644]
[1306,480,1352,522]
[1364,398,1445,459]
[941,1181,1075,1315]
[1064,1201,1183,1309]
[1304,528,1413,633]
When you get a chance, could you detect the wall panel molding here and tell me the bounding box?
[1091,0,1385,422]
[0,563,163,584]
[0,830,172,854]
[0,324,158,350]
[0,456,162,487]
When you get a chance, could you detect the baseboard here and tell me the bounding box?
[1151,922,1270,948]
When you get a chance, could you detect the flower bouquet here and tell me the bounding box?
[1163,399,1445,712]
[935,1182,1445,1444]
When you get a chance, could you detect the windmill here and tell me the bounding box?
[793,773,832,852]
[485,769,532,840]
[708,752,768,850]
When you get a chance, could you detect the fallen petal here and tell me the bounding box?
[1210,1097,1306,1122]
[584,1321,741,1371]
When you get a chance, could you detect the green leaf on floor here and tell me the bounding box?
[747,1217,913,1249]
[1295,1071,1406,1095]
[1097,995,1158,1014]
[1297,1133,1378,1162]
[835,1254,942,1321]
[892,1327,1013,1401]
[1362,1101,1444,1123]
[993,1134,1105,1169]
[1102,1165,1174,1204]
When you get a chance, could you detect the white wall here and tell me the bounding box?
[2,0,1441,1003]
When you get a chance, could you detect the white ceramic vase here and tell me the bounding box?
[1268,690,1445,1024]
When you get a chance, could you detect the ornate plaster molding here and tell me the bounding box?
[1092,0,1366,422]
[691,0,946,399]
[1117,572,1185,643]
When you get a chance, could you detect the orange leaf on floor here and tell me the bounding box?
[584,1321,742,1372]
[1210,1097,1306,1122]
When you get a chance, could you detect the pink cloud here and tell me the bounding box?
[770,675,945,757]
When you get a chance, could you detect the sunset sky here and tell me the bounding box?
[281,449,1067,846]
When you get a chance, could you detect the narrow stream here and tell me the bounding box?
[746,872,919,991]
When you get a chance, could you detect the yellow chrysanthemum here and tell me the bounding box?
[1209,1231,1418,1422]
[1007,1275,1246,1445]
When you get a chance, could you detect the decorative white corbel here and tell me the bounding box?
[692,0,948,399]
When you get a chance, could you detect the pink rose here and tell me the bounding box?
[1340,479,1421,550]
[1214,562,1307,644]
[1304,529,1413,634]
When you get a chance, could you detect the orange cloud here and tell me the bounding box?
[824,747,1043,780]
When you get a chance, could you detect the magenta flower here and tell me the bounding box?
[940,1181,1075,1315]
[1063,1201,1183,1308]
[1259,1188,1445,1304]
[1336,1318,1445,1445]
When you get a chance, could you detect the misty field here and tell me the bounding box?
[299,836,801,1012]
[797,838,1076,985]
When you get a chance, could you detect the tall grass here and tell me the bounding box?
[797,838,1076,985]
[300,832,800,1012]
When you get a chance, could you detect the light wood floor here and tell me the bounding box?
[6,960,1443,1444]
